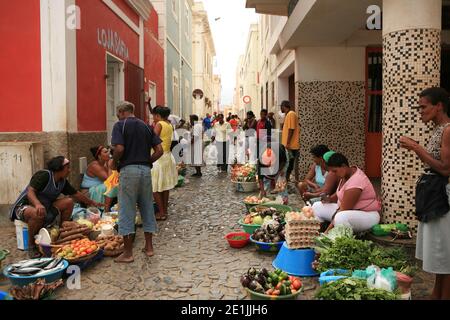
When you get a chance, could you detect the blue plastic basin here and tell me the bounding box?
[249,236,284,252]
[3,259,69,287]
[272,243,318,277]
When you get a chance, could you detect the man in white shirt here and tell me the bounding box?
[212,114,232,172]
[190,114,204,177]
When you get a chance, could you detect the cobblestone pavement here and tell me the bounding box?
[0,167,435,300]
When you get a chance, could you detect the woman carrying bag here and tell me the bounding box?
[400,87,450,300]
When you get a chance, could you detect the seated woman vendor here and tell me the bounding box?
[311,153,381,233]
[9,156,103,258]
[297,145,339,203]
[258,143,289,204]
[81,146,117,212]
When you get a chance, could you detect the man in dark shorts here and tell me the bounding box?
[10,156,103,258]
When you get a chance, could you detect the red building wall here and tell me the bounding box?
[144,8,165,106]
[76,0,140,132]
[112,0,140,26]
[0,0,42,132]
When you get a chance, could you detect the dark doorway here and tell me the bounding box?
[126,61,145,122]
[288,74,295,105]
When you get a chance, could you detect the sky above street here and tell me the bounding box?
[201,0,258,108]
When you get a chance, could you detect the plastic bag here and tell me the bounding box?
[366,265,397,292]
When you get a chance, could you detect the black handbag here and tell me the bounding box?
[415,170,449,222]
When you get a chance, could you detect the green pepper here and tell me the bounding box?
[280,272,289,280]
[284,281,291,287]
[271,276,279,285]
[285,287,292,295]
[280,284,287,296]
[275,269,282,275]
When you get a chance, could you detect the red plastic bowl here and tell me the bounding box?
[225,232,250,248]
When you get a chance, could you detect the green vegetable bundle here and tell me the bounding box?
[315,278,398,300]
[317,237,416,275]
[317,237,373,272]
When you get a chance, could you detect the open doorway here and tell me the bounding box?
[106,54,124,144]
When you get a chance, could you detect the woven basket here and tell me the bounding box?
[103,248,124,257]
[55,247,100,264]
[35,240,64,258]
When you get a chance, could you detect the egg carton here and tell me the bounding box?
[285,219,321,227]
[285,225,320,234]
[285,239,316,249]
[286,231,319,239]
[285,224,321,231]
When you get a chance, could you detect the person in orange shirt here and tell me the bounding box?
[280,100,300,182]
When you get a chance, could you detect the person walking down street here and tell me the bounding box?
[281,100,300,183]
[268,112,276,130]
[243,111,258,161]
[111,101,163,263]
[203,113,212,131]
[10,156,103,258]
[400,87,450,300]
[190,114,204,177]
[212,114,232,172]
[256,109,273,192]
[151,106,178,221]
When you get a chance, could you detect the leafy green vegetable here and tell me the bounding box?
[315,278,398,300]
[316,236,417,275]
[317,237,373,272]
[314,225,354,254]
[368,246,417,276]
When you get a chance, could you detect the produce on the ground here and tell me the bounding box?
[314,225,354,254]
[244,196,271,204]
[315,278,398,300]
[244,206,286,225]
[6,258,65,277]
[240,268,302,296]
[315,236,416,276]
[93,220,116,232]
[284,210,321,249]
[95,235,124,252]
[76,219,95,229]
[53,221,91,245]
[252,222,285,243]
[9,278,64,300]
[230,235,248,241]
[231,164,257,182]
[57,239,98,260]
[368,246,417,276]
[316,237,374,272]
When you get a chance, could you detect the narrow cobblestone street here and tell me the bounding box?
[0,167,435,300]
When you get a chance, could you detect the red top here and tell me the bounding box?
[229,118,238,131]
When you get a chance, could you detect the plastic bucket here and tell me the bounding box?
[272,243,318,277]
[238,219,261,235]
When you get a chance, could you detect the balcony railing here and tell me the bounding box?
[288,0,299,17]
